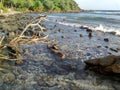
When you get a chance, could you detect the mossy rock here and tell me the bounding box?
[2,73,15,83]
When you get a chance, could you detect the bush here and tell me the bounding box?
[0,2,8,12]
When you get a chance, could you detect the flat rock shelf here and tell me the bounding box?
[0,13,120,90]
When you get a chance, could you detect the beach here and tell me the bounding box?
[0,12,120,90]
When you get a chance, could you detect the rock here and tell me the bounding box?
[80,26,88,29]
[53,25,57,28]
[56,52,65,59]
[61,36,64,38]
[79,34,83,37]
[104,38,109,42]
[74,30,77,32]
[18,27,24,30]
[58,29,63,33]
[104,62,120,73]
[85,55,120,73]
[108,32,116,35]
[110,48,118,52]
[48,44,65,59]
[105,46,108,48]
[43,28,48,32]
[97,46,101,48]
[88,33,92,38]
[51,44,59,50]
[9,31,16,38]
[2,73,15,83]
[86,28,92,32]
[0,15,6,19]
[117,48,120,51]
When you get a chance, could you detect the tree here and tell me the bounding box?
[34,0,43,11]
[43,0,54,11]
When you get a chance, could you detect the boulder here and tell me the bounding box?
[85,55,120,74]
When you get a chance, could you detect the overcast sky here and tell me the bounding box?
[74,0,120,10]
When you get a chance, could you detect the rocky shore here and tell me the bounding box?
[0,13,120,90]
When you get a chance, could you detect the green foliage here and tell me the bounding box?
[0,2,7,12]
[43,0,54,11]
[1,0,80,12]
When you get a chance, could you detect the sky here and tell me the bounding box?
[74,0,120,10]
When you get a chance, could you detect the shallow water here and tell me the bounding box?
[48,11,120,35]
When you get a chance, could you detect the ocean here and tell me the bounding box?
[48,10,120,35]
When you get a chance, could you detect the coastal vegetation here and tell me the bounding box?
[0,0,80,12]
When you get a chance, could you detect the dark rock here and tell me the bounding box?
[108,32,116,35]
[79,34,83,37]
[105,46,109,48]
[0,15,6,19]
[80,26,88,29]
[104,38,109,42]
[51,44,59,50]
[61,36,64,38]
[74,30,77,32]
[88,32,92,38]
[85,55,120,73]
[110,48,118,52]
[18,27,23,30]
[97,46,101,48]
[58,29,63,33]
[53,24,57,28]
[50,28,53,30]
[86,28,92,32]
[43,28,47,32]
[108,52,112,55]
[56,52,65,59]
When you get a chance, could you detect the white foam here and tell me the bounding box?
[57,22,120,35]
[58,22,84,27]
[48,15,66,19]
[93,24,120,35]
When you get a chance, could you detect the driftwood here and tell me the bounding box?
[47,44,65,59]
[0,15,49,64]
[0,15,65,64]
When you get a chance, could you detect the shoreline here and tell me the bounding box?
[0,13,120,90]
[0,10,22,16]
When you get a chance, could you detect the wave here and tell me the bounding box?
[48,15,66,19]
[94,24,120,35]
[76,17,117,21]
[57,22,120,35]
[92,11,120,15]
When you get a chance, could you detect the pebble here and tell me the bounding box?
[80,34,83,37]
[104,38,109,42]
[110,48,118,52]
[74,30,77,32]
[88,32,92,38]
[58,29,63,33]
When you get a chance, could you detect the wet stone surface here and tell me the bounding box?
[0,14,120,90]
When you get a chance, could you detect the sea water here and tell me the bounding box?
[48,10,120,35]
